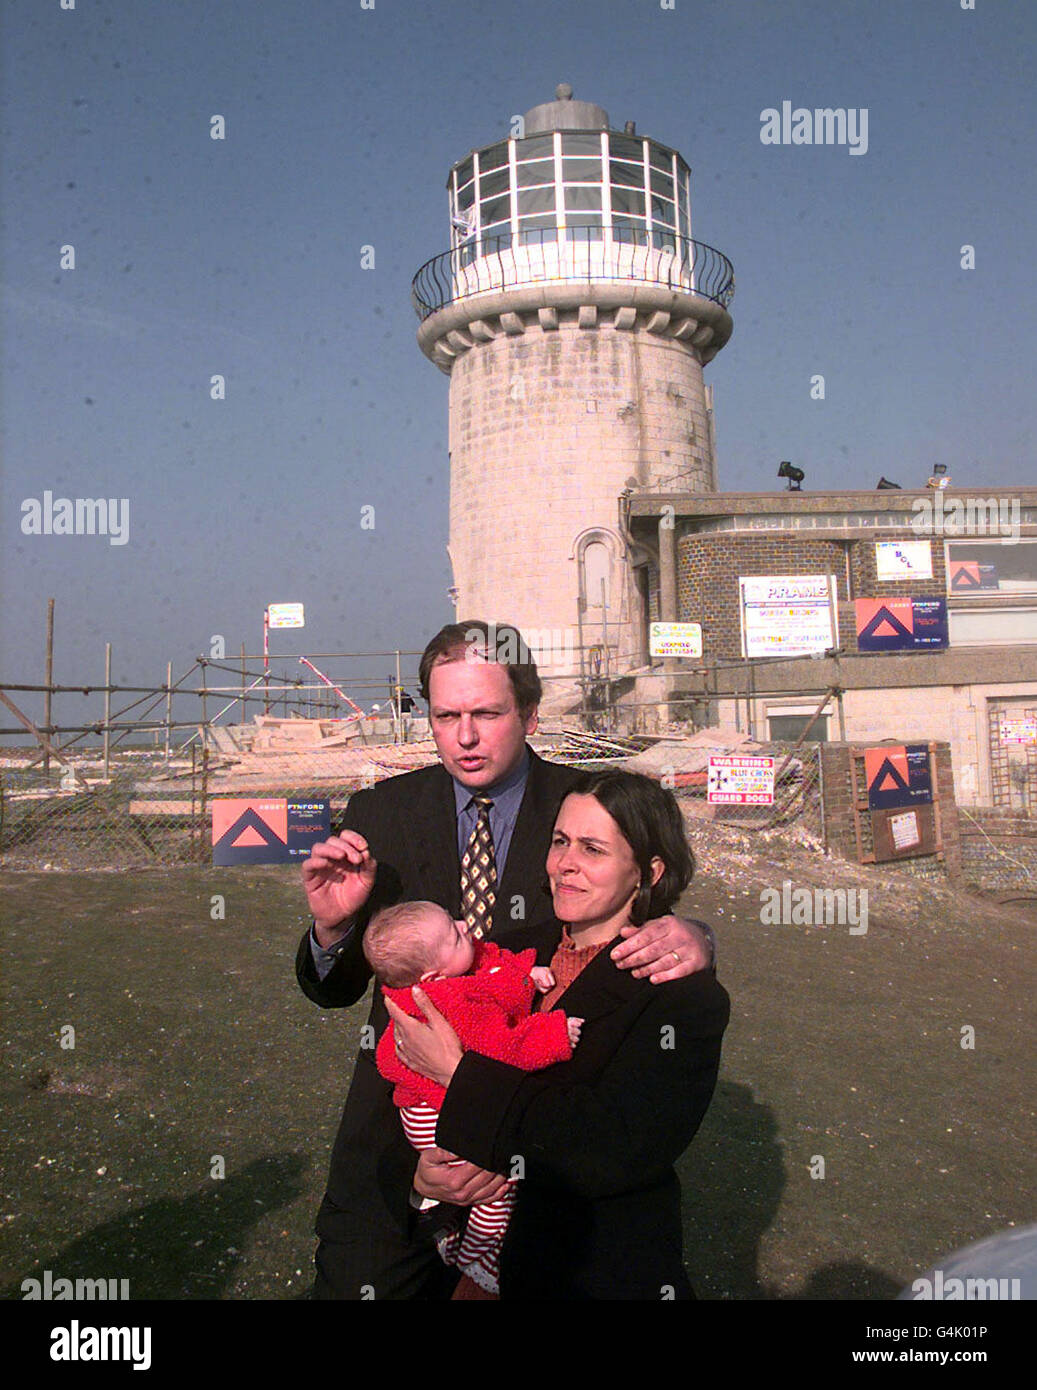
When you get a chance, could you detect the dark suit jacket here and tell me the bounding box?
[295,748,582,1238]
[436,937,731,1300]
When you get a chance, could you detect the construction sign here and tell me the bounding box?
[855,597,948,652]
[212,798,330,865]
[864,745,933,811]
[1000,716,1037,745]
[707,756,775,805]
[267,602,306,628]
[649,622,703,658]
[948,560,998,592]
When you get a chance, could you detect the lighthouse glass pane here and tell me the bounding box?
[481,193,511,223]
[480,141,508,171]
[516,159,554,187]
[481,226,511,252]
[648,143,672,171]
[610,160,644,188]
[610,186,645,216]
[517,186,556,215]
[516,135,554,160]
[456,157,474,187]
[651,229,677,252]
[561,133,602,155]
[517,220,557,244]
[651,195,675,225]
[479,166,511,198]
[457,182,475,210]
[612,216,646,244]
[609,134,643,161]
[562,158,604,182]
[650,168,675,198]
[564,186,601,210]
[566,216,603,236]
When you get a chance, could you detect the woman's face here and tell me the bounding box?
[547,793,656,932]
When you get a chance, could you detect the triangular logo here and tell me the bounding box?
[869,756,909,794]
[860,605,912,640]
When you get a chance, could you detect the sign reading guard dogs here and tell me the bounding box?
[708,756,775,805]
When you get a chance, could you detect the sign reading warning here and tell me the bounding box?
[855,597,948,651]
[707,756,775,805]
[864,745,933,811]
[212,798,330,865]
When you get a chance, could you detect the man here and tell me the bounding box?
[296,621,714,1299]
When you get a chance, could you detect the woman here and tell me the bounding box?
[387,769,730,1300]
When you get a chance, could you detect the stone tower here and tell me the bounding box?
[411,85,734,686]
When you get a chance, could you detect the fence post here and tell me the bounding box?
[164,662,173,762]
[103,643,112,779]
[44,598,55,779]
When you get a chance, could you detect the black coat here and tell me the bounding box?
[295,748,582,1240]
[437,935,730,1300]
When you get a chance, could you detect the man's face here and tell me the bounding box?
[427,656,537,790]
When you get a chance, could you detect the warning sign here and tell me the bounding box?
[212,798,330,865]
[707,756,775,805]
[864,745,933,811]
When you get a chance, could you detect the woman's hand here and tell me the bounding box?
[384,989,464,1088]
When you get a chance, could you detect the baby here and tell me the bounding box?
[364,901,582,1295]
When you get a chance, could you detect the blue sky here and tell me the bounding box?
[1,0,1033,733]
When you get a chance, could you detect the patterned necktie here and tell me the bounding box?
[460,795,497,939]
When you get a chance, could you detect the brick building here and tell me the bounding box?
[626,486,1037,809]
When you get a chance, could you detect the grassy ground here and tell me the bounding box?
[1,857,1033,1300]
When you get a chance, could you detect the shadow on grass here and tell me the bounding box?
[2,1153,308,1301]
[684,1081,900,1300]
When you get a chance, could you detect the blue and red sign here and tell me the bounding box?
[855,597,948,652]
[212,798,330,865]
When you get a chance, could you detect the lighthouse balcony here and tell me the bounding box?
[412,227,734,322]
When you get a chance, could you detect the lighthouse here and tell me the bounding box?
[411,85,734,690]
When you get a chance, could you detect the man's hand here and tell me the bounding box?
[566,1015,584,1047]
[301,833,377,943]
[611,914,713,984]
[529,966,555,994]
[384,989,464,1089]
[413,1146,512,1207]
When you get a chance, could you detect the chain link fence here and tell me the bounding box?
[1,728,824,871]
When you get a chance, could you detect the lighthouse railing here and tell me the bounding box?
[412,228,734,320]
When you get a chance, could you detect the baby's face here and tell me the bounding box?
[423,911,476,979]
